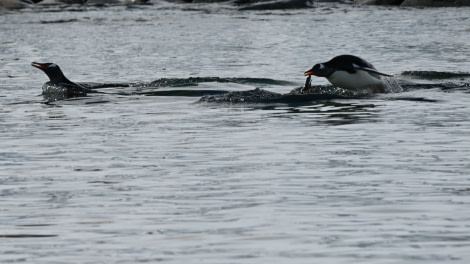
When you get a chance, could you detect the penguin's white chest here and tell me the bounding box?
[326,70,383,91]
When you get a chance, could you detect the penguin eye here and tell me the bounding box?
[319,64,325,70]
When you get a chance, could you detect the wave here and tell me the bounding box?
[401,71,470,80]
[80,77,292,89]
[197,71,470,104]
[143,77,295,87]
[43,77,291,102]
[43,72,469,103]
[198,87,350,104]
[397,71,470,92]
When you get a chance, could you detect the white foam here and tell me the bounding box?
[383,76,403,93]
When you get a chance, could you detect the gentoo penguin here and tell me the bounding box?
[31,62,91,97]
[304,55,392,93]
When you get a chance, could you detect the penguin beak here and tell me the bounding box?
[31,62,47,71]
[304,69,314,76]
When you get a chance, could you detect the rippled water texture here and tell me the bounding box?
[1,2,470,263]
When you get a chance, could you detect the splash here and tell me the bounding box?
[40,72,470,104]
[383,76,403,93]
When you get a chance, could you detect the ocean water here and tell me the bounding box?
[1,2,470,263]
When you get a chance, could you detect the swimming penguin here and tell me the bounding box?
[31,62,91,97]
[304,55,392,93]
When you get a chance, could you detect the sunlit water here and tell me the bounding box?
[1,2,470,263]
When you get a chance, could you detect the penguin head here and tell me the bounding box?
[32,62,69,83]
[304,63,335,78]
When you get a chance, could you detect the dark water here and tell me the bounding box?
[1,2,470,263]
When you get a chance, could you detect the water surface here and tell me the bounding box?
[1,2,470,263]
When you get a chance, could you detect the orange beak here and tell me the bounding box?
[304,70,314,76]
[31,62,48,70]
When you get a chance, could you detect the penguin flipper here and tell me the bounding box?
[355,66,392,77]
